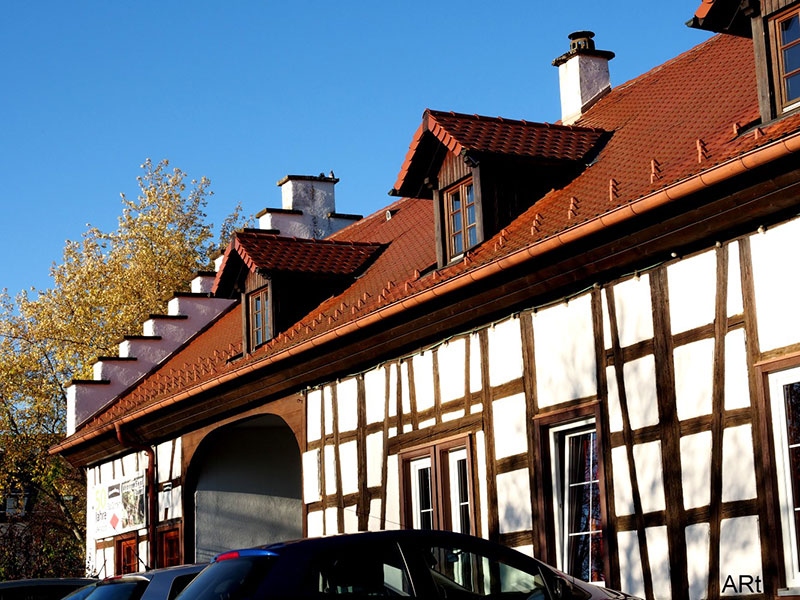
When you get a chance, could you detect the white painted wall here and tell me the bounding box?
[646,526,672,599]
[607,274,653,347]
[336,378,358,433]
[623,355,659,430]
[680,431,712,509]
[496,469,532,534]
[492,393,527,459]
[674,339,714,420]
[488,318,523,387]
[438,338,466,403]
[617,530,645,600]
[685,523,710,600]
[364,367,385,424]
[719,516,762,596]
[632,441,666,513]
[721,424,757,502]
[668,250,716,335]
[413,352,435,412]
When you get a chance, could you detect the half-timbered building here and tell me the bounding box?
[52,1,800,597]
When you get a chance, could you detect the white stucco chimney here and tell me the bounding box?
[256,173,361,239]
[552,31,615,126]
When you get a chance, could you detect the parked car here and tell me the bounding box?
[62,565,204,600]
[175,530,640,598]
[0,579,96,600]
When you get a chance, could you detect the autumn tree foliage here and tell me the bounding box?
[0,159,248,579]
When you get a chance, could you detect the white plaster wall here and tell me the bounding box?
[646,526,672,599]
[443,409,465,422]
[680,431,712,509]
[324,445,336,495]
[385,455,400,530]
[674,338,714,420]
[610,274,654,347]
[343,505,359,533]
[476,431,489,539]
[323,387,334,435]
[488,318,523,387]
[413,352,435,412]
[419,417,436,429]
[470,333,482,393]
[438,338,466,403]
[624,355,660,430]
[303,449,321,502]
[496,469,532,534]
[612,446,635,516]
[534,295,596,406]
[607,366,623,433]
[727,241,744,317]
[307,510,324,537]
[339,440,358,496]
[157,486,181,519]
[388,365,398,418]
[492,393,528,459]
[669,250,716,335]
[617,530,645,600]
[751,219,800,352]
[725,329,750,410]
[719,516,762,595]
[364,367,385,424]
[633,441,666,513]
[686,523,710,600]
[307,389,322,442]
[337,378,358,432]
[515,545,534,558]
[400,362,411,415]
[368,498,382,532]
[558,54,611,124]
[155,439,178,483]
[366,432,383,488]
[325,506,339,535]
[722,424,757,502]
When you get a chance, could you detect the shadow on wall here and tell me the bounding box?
[190,414,303,562]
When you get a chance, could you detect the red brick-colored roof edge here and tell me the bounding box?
[212,229,383,294]
[391,109,608,195]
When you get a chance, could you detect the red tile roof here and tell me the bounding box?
[212,230,381,294]
[392,110,607,197]
[69,32,800,441]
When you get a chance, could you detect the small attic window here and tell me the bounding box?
[445,178,478,259]
[771,6,800,111]
[249,287,270,350]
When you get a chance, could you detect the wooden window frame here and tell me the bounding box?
[534,404,612,586]
[399,436,476,535]
[443,178,479,261]
[248,285,270,351]
[770,5,800,112]
[114,532,139,575]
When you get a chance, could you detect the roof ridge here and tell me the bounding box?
[426,108,603,133]
[237,229,381,248]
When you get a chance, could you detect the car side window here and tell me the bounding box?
[422,544,548,598]
[313,543,412,596]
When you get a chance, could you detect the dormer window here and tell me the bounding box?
[773,7,800,111]
[249,287,269,350]
[446,179,478,258]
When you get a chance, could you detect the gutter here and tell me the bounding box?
[51,128,800,456]
[115,423,158,570]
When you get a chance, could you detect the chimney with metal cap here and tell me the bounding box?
[552,31,615,125]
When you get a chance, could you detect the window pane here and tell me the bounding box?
[467,226,478,248]
[568,433,592,484]
[787,72,800,102]
[567,534,591,582]
[410,457,434,530]
[449,449,471,534]
[466,203,476,226]
[465,184,474,206]
[782,15,800,46]
[590,533,605,583]
[450,192,461,211]
[568,483,592,535]
[419,467,432,511]
[784,383,800,445]
[316,546,412,595]
[451,210,462,233]
[784,43,800,77]
[452,232,463,255]
[791,447,800,508]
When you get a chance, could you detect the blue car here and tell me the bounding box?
[175,530,639,598]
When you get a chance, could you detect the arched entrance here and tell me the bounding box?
[185,413,302,562]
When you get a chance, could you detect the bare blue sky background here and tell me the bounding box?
[0,1,712,299]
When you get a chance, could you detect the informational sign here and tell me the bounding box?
[93,475,146,538]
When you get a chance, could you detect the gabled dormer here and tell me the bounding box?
[390,109,608,268]
[689,0,800,121]
[213,230,382,353]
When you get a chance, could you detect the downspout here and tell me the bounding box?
[115,422,157,571]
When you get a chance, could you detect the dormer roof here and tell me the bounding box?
[213,229,383,296]
[688,0,754,37]
[391,109,608,198]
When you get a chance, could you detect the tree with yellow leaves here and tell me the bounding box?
[0,159,249,578]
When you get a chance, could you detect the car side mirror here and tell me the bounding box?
[551,576,573,600]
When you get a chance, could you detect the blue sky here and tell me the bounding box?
[0,1,711,299]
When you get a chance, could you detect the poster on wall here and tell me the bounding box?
[93,475,146,538]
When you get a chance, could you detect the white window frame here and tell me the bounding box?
[549,417,605,586]
[409,455,434,530]
[768,365,800,589]
[448,447,470,534]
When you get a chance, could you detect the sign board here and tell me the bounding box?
[93,475,146,538]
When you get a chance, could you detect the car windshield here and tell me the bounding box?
[60,585,98,600]
[175,557,275,600]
